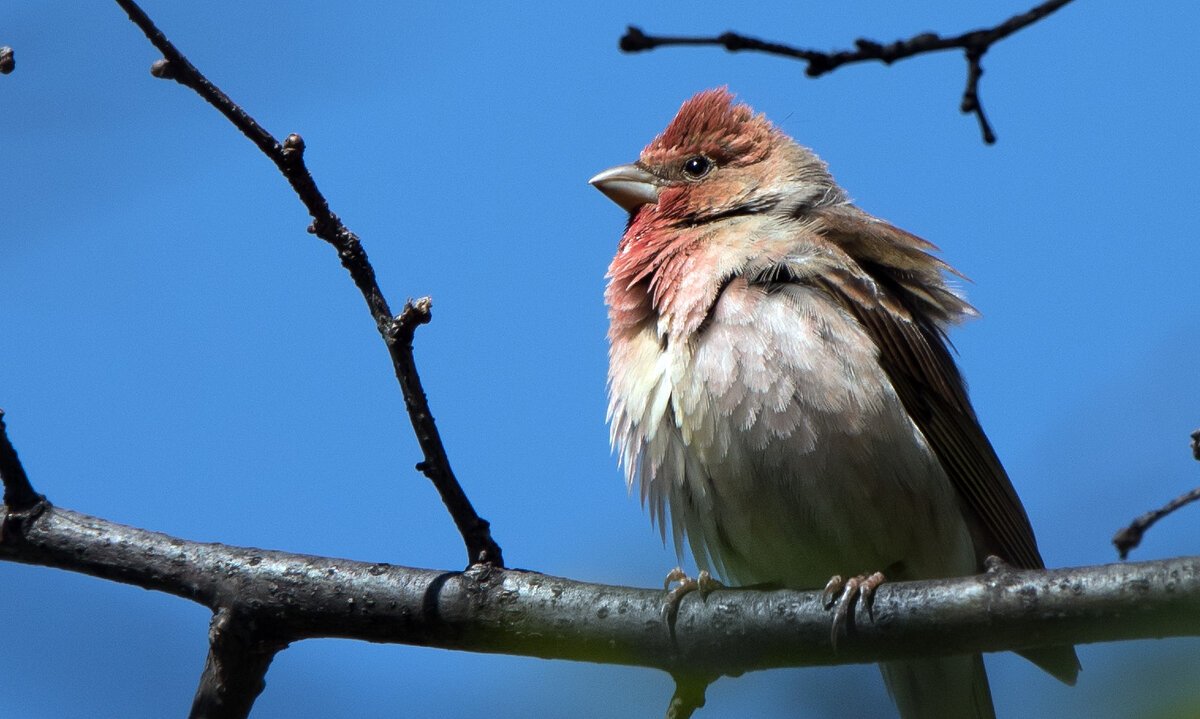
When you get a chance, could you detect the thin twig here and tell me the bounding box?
[1113,430,1200,559]
[619,0,1076,144]
[112,0,502,569]
[960,46,995,144]
[1113,486,1200,559]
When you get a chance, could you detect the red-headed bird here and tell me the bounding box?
[591,88,1078,719]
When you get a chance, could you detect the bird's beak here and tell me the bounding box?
[589,164,659,213]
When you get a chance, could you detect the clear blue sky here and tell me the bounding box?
[2,2,1198,717]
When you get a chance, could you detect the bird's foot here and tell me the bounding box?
[662,567,725,639]
[820,570,886,650]
[984,554,1010,574]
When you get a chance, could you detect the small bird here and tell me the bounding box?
[590,88,1078,719]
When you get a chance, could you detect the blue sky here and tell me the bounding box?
[2,2,1198,717]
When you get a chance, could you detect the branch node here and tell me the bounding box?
[470,548,497,569]
[464,555,501,580]
[910,32,941,47]
[281,132,306,162]
[853,38,882,53]
[149,57,175,79]
[960,47,996,144]
[391,296,434,344]
[0,409,45,512]
[1,496,50,544]
[1111,525,1144,561]
[717,32,747,52]
[619,26,652,52]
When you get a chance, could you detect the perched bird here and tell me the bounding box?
[590,88,1078,719]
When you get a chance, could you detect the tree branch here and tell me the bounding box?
[1113,486,1200,560]
[666,674,714,719]
[0,410,44,514]
[1112,428,1200,559]
[111,0,502,569]
[2,501,1198,677]
[618,0,1077,144]
[190,608,285,719]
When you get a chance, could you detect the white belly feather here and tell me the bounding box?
[608,278,975,588]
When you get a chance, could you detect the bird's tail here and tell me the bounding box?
[1018,644,1081,686]
[880,654,996,719]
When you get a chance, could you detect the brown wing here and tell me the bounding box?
[836,276,1043,570]
[747,205,1081,683]
[773,205,1045,570]
[751,204,1084,682]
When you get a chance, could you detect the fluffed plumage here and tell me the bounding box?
[591,88,1078,719]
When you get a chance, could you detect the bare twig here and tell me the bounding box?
[112,0,502,569]
[619,0,1076,144]
[1112,486,1200,559]
[960,46,994,144]
[1113,429,1200,559]
[2,501,1200,674]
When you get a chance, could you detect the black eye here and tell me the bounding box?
[681,155,712,179]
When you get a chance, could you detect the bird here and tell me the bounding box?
[589,88,1078,719]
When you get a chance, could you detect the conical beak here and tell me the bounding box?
[589,164,659,212]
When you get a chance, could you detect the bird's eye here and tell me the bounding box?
[681,156,712,180]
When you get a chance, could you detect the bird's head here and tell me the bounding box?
[590,88,841,226]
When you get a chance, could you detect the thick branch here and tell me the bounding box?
[111,0,501,568]
[619,0,1076,144]
[3,503,1198,675]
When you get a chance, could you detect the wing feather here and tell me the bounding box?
[750,206,1044,570]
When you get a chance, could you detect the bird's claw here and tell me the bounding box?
[820,574,846,609]
[984,554,1010,574]
[664,567,722,598]
[662,567,724,639]
[821,571,885,650]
